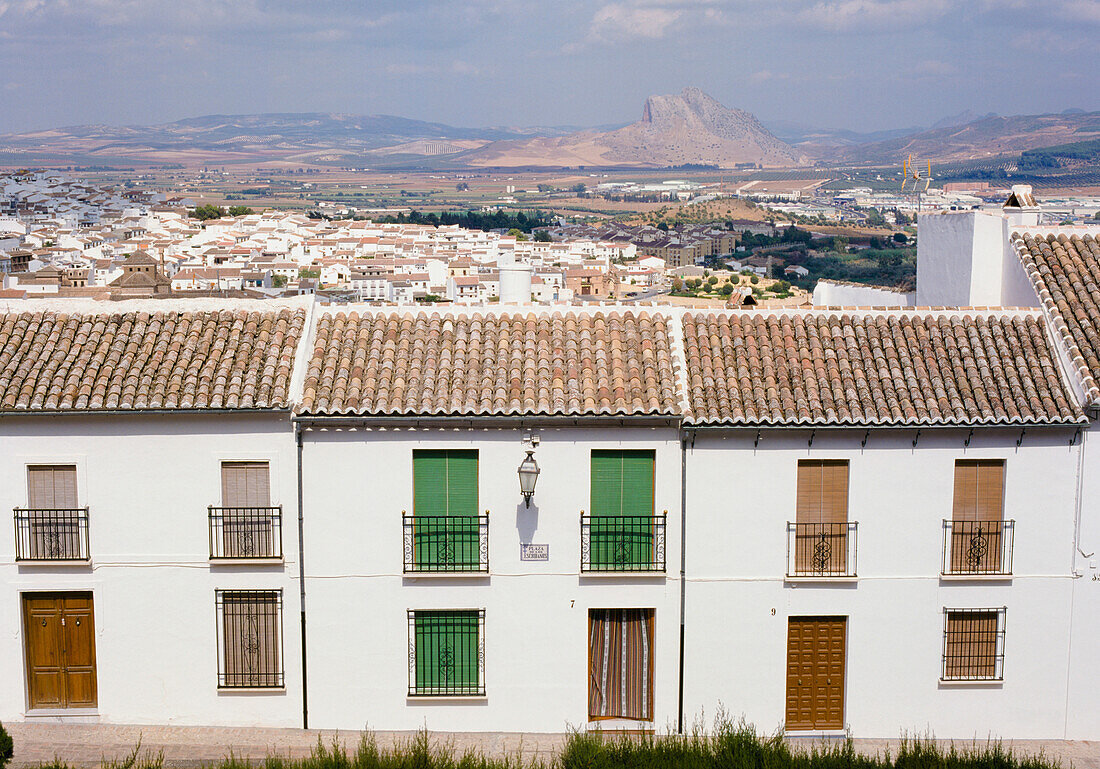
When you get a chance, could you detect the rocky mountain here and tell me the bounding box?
[462,88,805,168]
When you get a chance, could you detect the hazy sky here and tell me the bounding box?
[0,0,1097,134]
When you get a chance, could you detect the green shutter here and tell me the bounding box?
[414,451,448,517]
[414,611,480,694]
[589,450,655,569]
[413,450,479,569]
[590,450,624,517]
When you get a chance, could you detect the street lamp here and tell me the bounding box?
[517,450,540,508]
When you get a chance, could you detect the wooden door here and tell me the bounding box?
[785,616,845,730]
[22,593,97,709]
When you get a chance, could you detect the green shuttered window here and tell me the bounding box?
[412,450,480,569]
[410,610,484,695]
[589,450,656,570]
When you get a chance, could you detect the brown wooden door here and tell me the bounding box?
[22,593,97,709]
[785,616,845,730]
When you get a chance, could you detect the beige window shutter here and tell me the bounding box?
[28,465,78,508]
[796,460,848,524]
[221,462,271,507]
[953,460,1004,522]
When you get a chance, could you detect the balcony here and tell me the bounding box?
[786,522,858,578]
[403,514,489,573]
[942,519,1014,576]
[14,508,90,562]
[208,506,283,560]
[580,514,666,573]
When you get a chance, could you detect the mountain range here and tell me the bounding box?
[0,89,1097,170]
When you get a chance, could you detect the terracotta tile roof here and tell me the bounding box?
[1012,232,1100,404]
[682,310,1082,425]
[0,308,305,411]
[300,310,682,416]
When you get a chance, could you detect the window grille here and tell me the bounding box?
[942,607,1006,681]
[216,590,284,688]
[407,609,485,696]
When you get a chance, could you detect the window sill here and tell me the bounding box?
[403,571,490,578]
[209,557,285,566]
[939,573,1012,581]
[580,571,666,578]
[938,678,1004,687]
[784,575,857,583]
[407,694,488,702]
[217,686,286,694]
[16,559,92,567]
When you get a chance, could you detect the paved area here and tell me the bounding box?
[4,723,1098,768]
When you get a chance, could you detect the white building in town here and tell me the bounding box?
[0,203,1099,740]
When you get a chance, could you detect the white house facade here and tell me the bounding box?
[0,214,1099,741]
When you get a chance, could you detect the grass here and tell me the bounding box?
[17,720,1063,769]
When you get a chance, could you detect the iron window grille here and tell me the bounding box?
[786,521,858,577]
[941,607,1006,681]
[216,590,284,689]
[209,506,283,559]
[13,507,90,561]
[942,520,1014,575]
[402,513,489,573]
[581,514,666,572]
[407,609,485,696]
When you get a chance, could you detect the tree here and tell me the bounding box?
[455,182,469,191]
[671,277,684,292]
[833,236,848,255]
[656,222,669,231]
[532,230,552,242]
[537,184,554,192]
[865,209,886,227]
[893,232,908,244]
[707,276,718,287]
[507,228,529,241]
[719,283,734,296]
[299,268,320,279]
[191,204,225,221]
[272,275,288,288]
[227,205,253,217]
[571,183,586,194]
[750,275,759,285]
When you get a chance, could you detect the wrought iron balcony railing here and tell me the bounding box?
[580,513,666,573]
[786,521,858,577]
[943,519,1014,575]
[403,513,489,573]
[14,507,90,561]
[209,506,284,559]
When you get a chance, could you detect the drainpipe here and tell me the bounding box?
[677,430,689,735]
[296,422,309,730]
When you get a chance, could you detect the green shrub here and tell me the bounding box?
[0,722,11,769]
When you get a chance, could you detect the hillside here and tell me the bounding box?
[462,88,805,168]
[832,110,1100,164]
[0,113,546,167]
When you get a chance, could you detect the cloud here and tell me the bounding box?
[803,0,950,31]
[384,60,486,77]
[587,2,684,42]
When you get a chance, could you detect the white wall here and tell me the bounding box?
[0,414,302,727]
[1066,424,1100,739]
[812,281,913,307]
[300,425,683,733]
[682,427,1082,738]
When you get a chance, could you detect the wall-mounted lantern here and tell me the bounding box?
[518,450,540,508]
